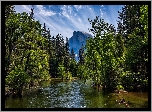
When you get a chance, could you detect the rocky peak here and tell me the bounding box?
[68,31,93,61]
[70,31,92,44]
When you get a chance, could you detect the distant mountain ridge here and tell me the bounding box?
[68,31,93,61]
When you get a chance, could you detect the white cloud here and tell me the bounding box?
[74,5,82,11]
[36,17,53,31]
[22,5,31,12]
[61,5,70,19]
[34,13,74,40]
[78,18,82,23]
[14,5,122,42]
[36,5,56,16]
[89,8,92,11]
[101,5,106,10]
[60,5,82,19]
[68,5,72,14]
[14,5,93,39]
[68,16,92,36]
[84,6,97,19]
[106,5,121,28]
[100,8,106,17]
[48,5,52,8]
[15,5,31,14]
[15,5,56,17]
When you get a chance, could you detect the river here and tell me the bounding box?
[5,79,148,108]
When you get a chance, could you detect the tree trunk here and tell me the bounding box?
[17,89,23,98]
[62,76,64,81]
[17,84,24,98]
[5,47,12,77]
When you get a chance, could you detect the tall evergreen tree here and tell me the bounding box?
[117,5,148,91]
[64,37,70,72]
[5,7,50,97]
[78,44,85,65]
[70,48,75,60]
[5,5,16,77]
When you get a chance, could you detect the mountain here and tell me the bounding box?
[68,31,93,61]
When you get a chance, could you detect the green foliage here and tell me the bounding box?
[116,85,124,90]
[82,5,148,92]
[85,16,124,91]
[78,44,85,65]
[58,64,66,79]
[5,5,16,20]
[5,65,30,90]
[77,64,84,79]
[69,59,78,77]
[70,48,75,60]
[5,7,50,96]
[66,71,72,80]
[116,5,148,91]
[58,64,72,80]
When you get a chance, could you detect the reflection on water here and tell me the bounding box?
[5,79,148,108]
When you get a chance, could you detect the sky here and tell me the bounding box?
[14,5,124,41]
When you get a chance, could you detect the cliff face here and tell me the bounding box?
[68,31,93,61]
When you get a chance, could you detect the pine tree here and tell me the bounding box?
[70,48,75,60]
[117,5,148,91]
[78,44,85,65]
[64,37,70,72]
[5,5,16,77]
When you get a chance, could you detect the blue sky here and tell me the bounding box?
[14,5,124,41]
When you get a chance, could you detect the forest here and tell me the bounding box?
[5,5,148,100]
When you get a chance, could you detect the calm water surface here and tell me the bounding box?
[5,79,148,108]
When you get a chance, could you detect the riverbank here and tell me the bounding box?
[5,79,148,108]
[111,90,148,108]
[51,77,78,81]
[5,77,78,98]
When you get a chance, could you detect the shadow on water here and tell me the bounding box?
[5,79,148,108]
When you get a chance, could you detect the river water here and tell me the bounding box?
[5,79,148,108]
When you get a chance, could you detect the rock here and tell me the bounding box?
[114,90,119,93]
[121,99,125,103]
[114,89,128,94]
[119,90,128,94]
[68,31,93,61]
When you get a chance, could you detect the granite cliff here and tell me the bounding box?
[68,31,93,61]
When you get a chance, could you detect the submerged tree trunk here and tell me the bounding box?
[17,89,23,98]
[97,83,102,92]
[17,83,24,98]
[12,84,24,98]
[62,76,64,81]
[5,47,12,77]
